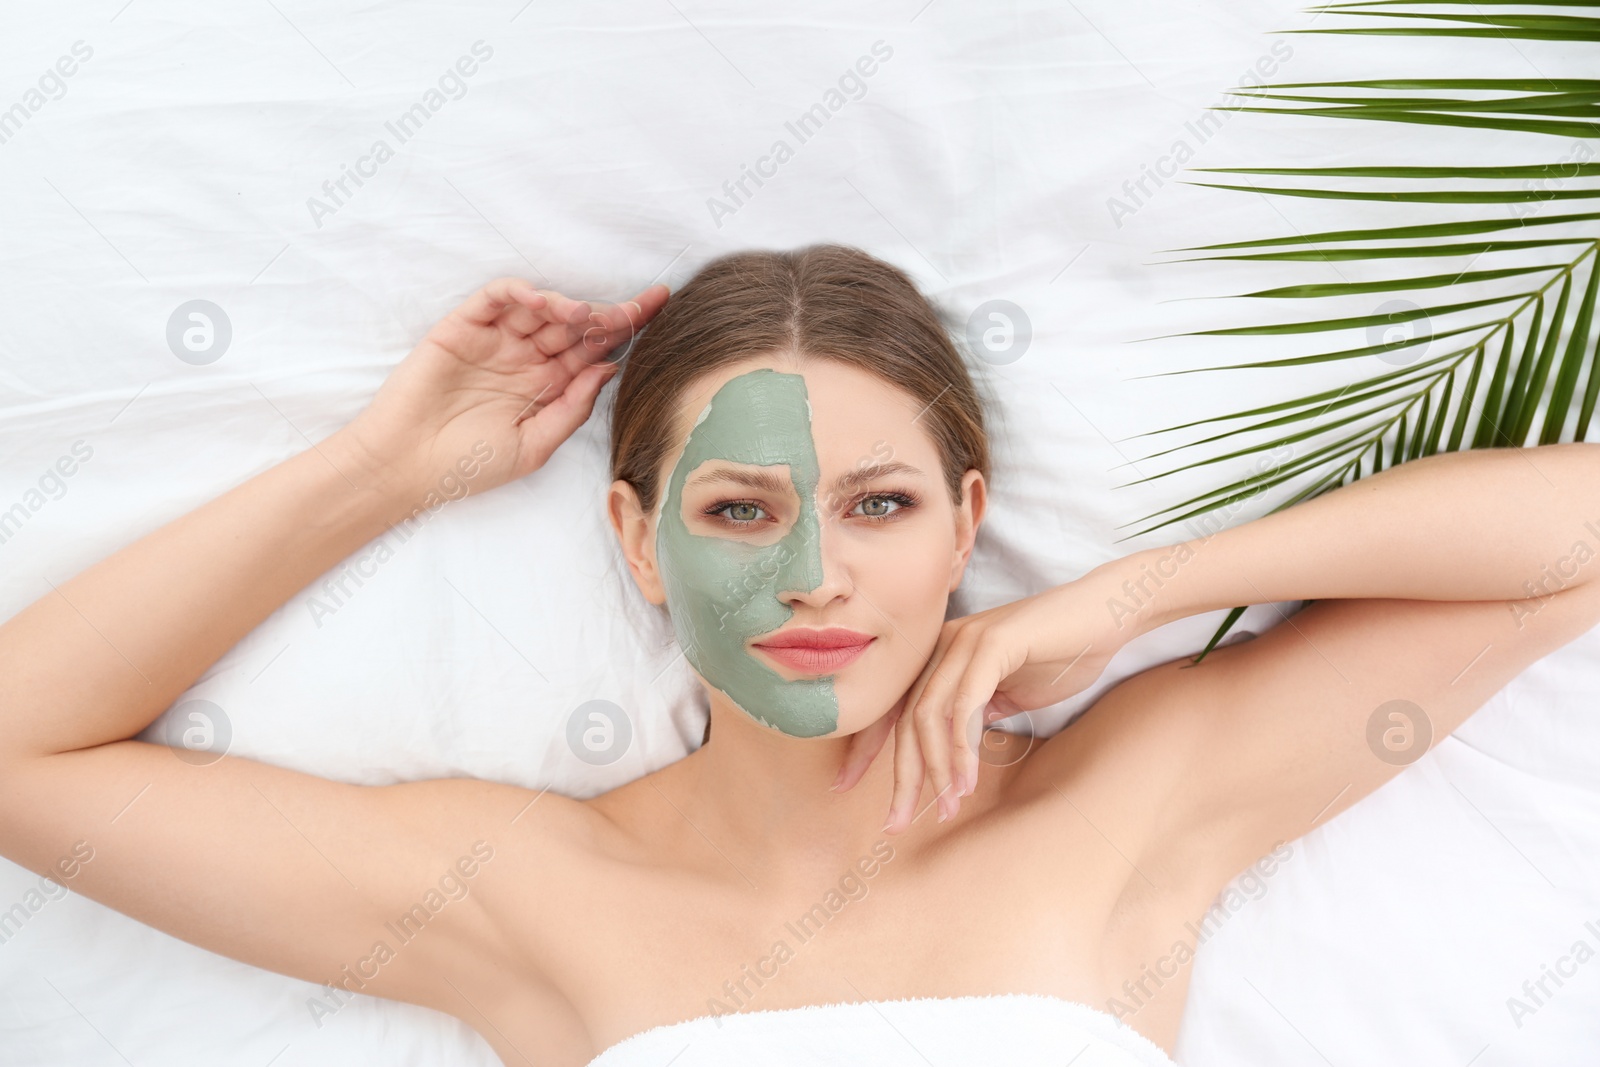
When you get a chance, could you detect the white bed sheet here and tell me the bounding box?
[1,1,1596,1064]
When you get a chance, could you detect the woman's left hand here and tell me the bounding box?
[832,566,1140,831]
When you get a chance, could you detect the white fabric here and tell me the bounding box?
[584,994,1178,1067]
[1,1,1597,1065]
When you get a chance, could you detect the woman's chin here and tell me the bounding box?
[830,696,905,737]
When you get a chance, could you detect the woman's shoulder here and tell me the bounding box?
[370,772,629,887]
[1003,655,1208,801]
[421,757,712,885]
[578,755,699,852]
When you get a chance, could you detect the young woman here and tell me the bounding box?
[1,245,1596,1067]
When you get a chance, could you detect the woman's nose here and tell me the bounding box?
[775,518,853,607]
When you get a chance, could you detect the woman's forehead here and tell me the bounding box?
[667,357,930,458]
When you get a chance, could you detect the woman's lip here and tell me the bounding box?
[752,627,875,649]
[751,638,874,675]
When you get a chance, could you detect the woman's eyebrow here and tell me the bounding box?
[829,461,924,496]
[684,460,925,496]
[684,466,792,493]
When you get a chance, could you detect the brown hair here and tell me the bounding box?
[608,244,990,514]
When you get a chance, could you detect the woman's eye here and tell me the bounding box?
[710,501,768,523]
[708,491,914,526]
[851,495,915,524]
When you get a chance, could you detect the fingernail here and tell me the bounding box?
[829,769,845,791]
[881,814,895,833]
[986,709,1003,721]
[936,806,948,823]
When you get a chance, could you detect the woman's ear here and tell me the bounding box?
[948,469,987,593]
[607,479,667,605]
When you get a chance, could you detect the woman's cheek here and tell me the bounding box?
[864,533,948,649]
[891,516,953,595]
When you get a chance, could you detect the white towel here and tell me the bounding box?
[584,993,1179,1066]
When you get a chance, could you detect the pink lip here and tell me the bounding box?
[751,628,876,675]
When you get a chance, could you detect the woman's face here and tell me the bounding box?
[611,353,985,739]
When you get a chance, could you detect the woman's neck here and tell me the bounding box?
[673,703,928,885]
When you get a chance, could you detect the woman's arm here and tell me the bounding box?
[0,278,668,1017]
[1113,441,1600,635]
[858,443,1600,833]
[1,430,411,760]
[0,429,520,1009]
[1065,442,1600,899]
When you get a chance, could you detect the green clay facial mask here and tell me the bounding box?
[655,368,839,737]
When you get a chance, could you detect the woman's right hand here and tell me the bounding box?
[339,276,670,496]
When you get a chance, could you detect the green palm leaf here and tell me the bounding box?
[1126,4,1600,661]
